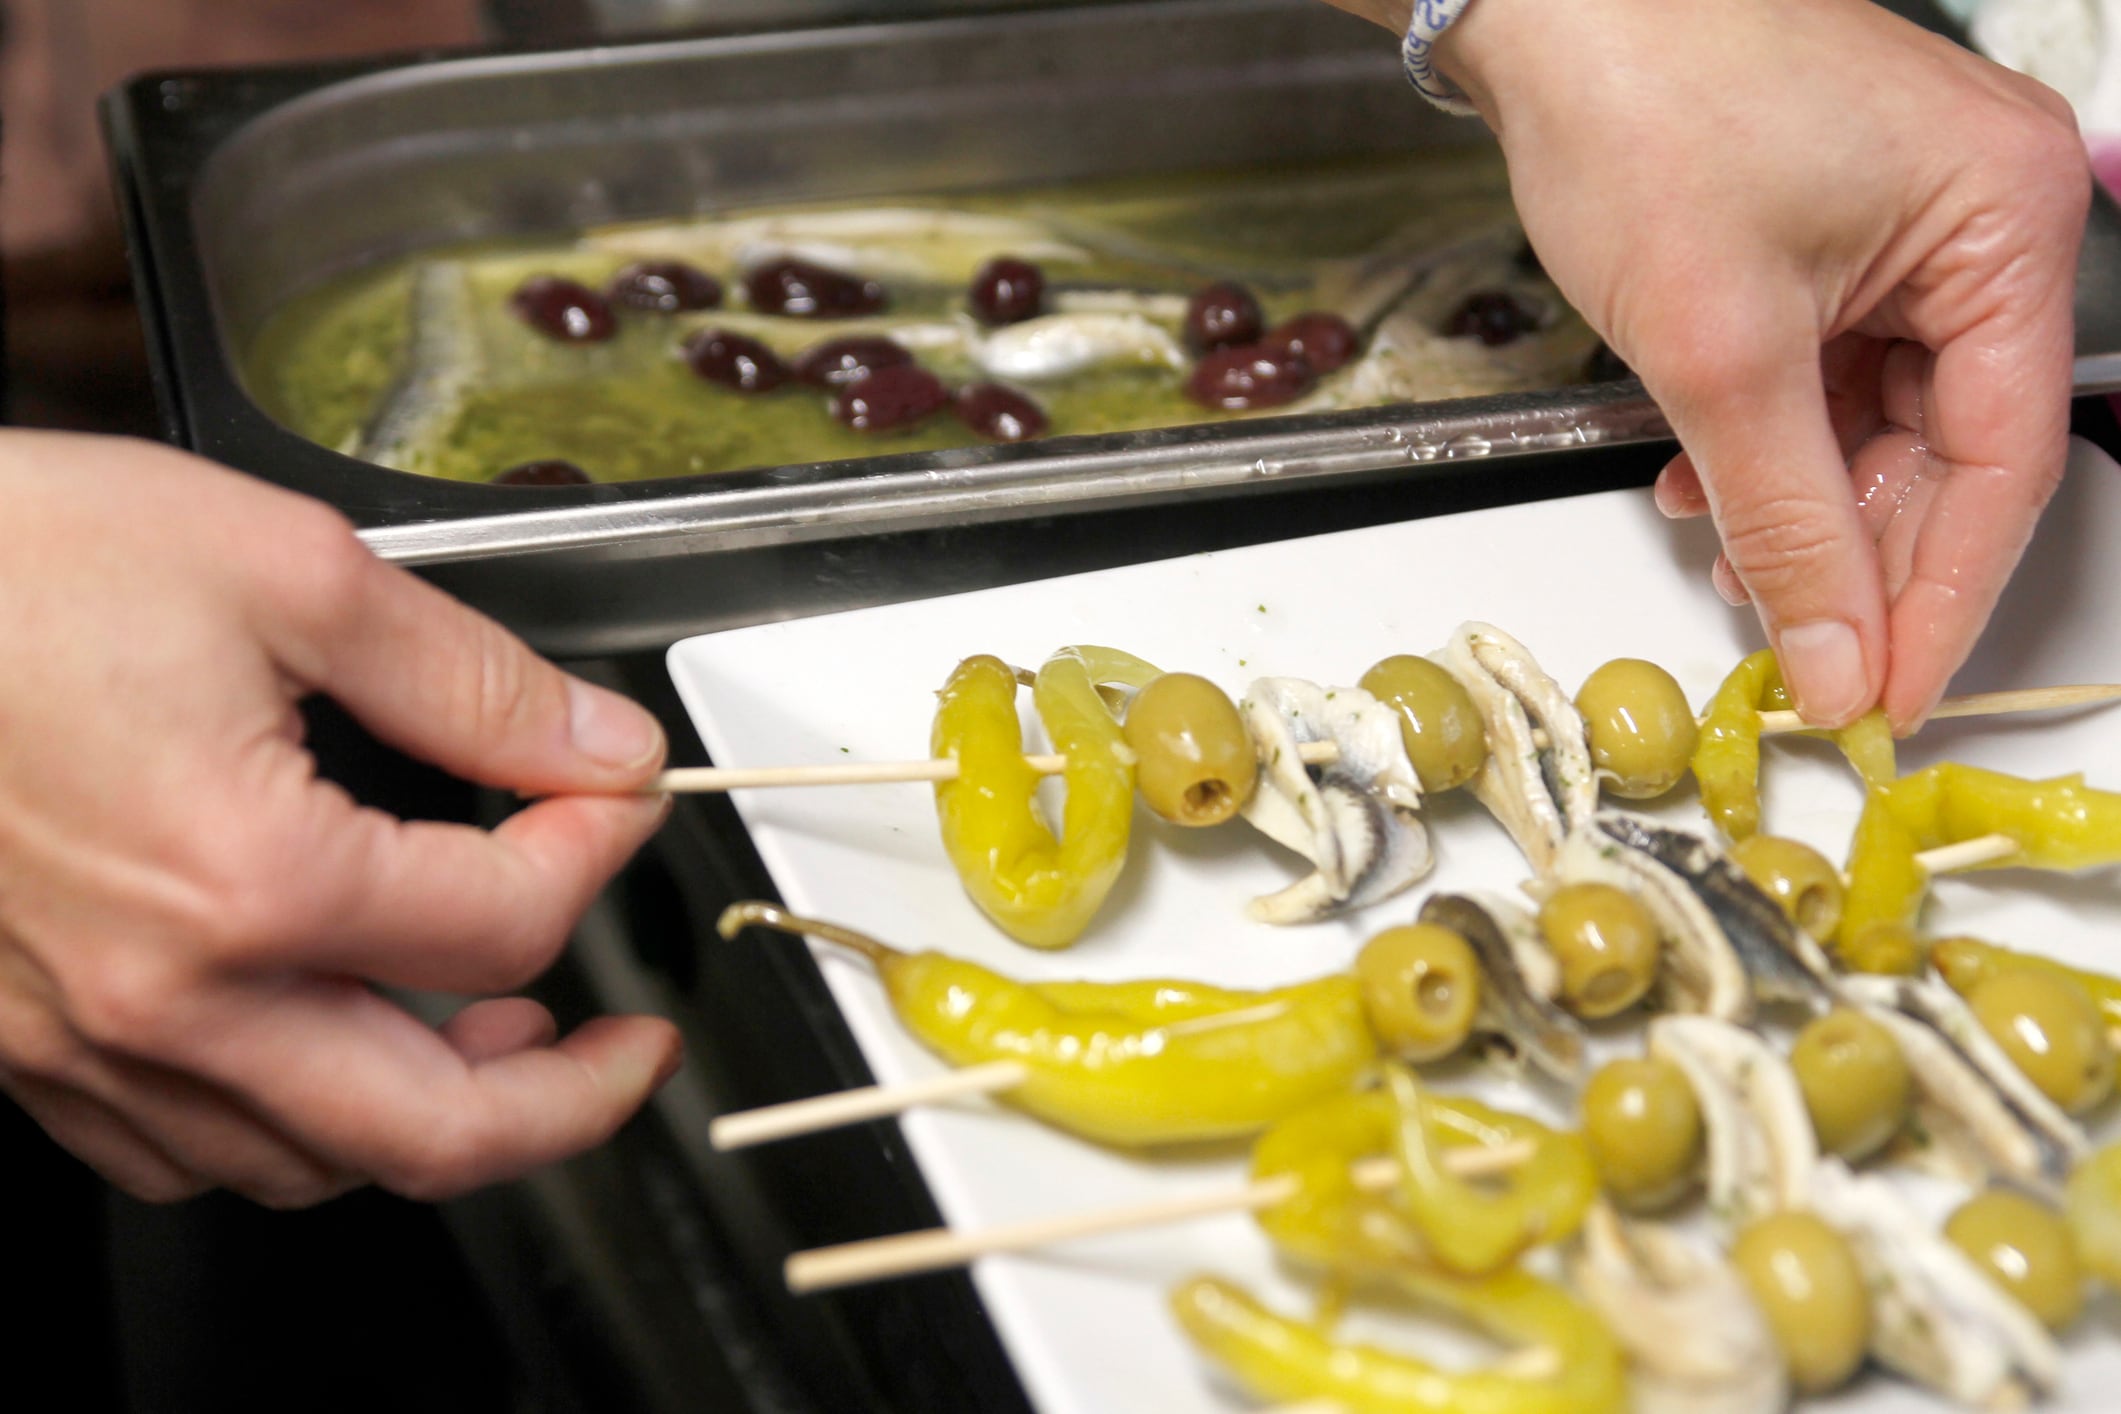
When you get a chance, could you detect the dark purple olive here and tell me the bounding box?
[969,257,1046,326]
[510,276,617,343]
[955,383,1050,443]
[744,258,887,318]
[1184,281,1266,354]
[494,459,593,487]
[608,261,723,314]
[834,365,951,433]
[1261,312,1359,375]
[793,336,916,390]
[1185,344,1316,410]
[1583,342,1635,383]
[683,329,789,393]
[1443,291,1541,347]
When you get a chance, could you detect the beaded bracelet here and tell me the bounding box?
[1402,0,1481,116]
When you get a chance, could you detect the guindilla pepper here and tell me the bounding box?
[718,903,1375,1147]
[1169,1266,1627,1414]
[1839,763,2121,951]
[1934,934,2121,1046]
[931,647,1158,948]
[1248,1073,1595,1277]
[1693,649,1896,842]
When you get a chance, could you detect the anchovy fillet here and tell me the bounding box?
[1810,1159,2061,1410]
[1839,974,2085,1197]
[1238,679,1431,924]
[1437,623,1598,877]
[1421,891,1586,1086]
[1648,1015,1816,1232]
[357,262,484,472]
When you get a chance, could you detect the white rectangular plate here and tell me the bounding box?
[669,439,2121,1413]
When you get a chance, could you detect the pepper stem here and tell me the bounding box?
[715,900,903,966]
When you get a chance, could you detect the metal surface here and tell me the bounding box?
[105,0,2121,654]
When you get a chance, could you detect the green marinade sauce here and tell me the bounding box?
[245,153,1584,486]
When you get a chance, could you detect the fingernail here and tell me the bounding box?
[567,679,664,771]
[1712,557,1749,606]
[654,1035,685,1087]
[1777,619,1871,725]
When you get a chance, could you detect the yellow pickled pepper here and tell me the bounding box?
[1169,1265,1626,1414]
[718,903,1374,1148]
[930,646,1158,949]
[1840,763,2121,950]
[1694,649,1896,842]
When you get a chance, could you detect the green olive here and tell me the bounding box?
[1580,1057,1701,1211]
[1790,1010,1911,1162]
[1728,834,1846,943]
[1358,655,1489,794]
[1355,924,1482,1062]
[1967,970,2116,1115]
[1945,1189,2085,1331]
[1122,673,1258,827]
[1537,883,1661,1018]
[1840,919,1928,977]
[1730,1211,1873,1394]
[1573,658,1699,799]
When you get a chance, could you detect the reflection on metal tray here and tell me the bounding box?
[106,0,2121,656]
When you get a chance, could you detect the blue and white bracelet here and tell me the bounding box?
[1402,0,1481,116]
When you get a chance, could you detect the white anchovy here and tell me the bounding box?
[357,262,484,472]
[1809,1158,2062,1411]
[1420,892,1585,1086]
[1839,974,2086,1198]
[1568,1203,1788,1414]
[972,311,1188,382]
[1237,678,1431,925]
[1553,817,1756,1023]
[672,310,969,357]
[1048,288,1191,321]
[1582,814,1833,1013]
[1648,1015,1816,1233]
[1435,623,1599,877]
[588,207,1093,284]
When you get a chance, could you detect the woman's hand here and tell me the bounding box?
[0,432,678,1206]
[1329,0,2090,730]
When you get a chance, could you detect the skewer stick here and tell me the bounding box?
[1914,832,2022,874]
[650,684,2121,794]
[711,1061,1029,1151]
[783,1142,1537,1294]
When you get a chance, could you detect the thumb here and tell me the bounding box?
[1644,313,1888,726]
[271,537,665,794]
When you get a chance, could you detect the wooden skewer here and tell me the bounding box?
[783,1141,1536,1294]
[652,684,2121,794]
[1914,832,2022,874]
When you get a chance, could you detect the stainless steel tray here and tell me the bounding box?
[106,0,2121,654]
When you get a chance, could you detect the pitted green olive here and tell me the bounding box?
[1731,1211,1872,1394]
[1946,1189,2085,1331]
[1358,655,1488,793]
[1791,1009,1910,1162]
[1728,834,1846,943]
[1356,923,1481,1062]
[1123,673,1258,827]
[1580,1057,1701,1211]
[1574,658,1699,799]
[1967,970,2116,1115]
[1537,883,1660,1019]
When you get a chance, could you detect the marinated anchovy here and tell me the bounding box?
[1420,892,1587,1086]
[1237,678,1431,925]
[1648,1015,1817,1232]
[588,207,1093,285]
[1809,1159,2062,1411]
[1840,973,2086,1197]
[1436,623,1597,877]
[357,262,485,472]
[972,311,1188,382]
[1587,814,1834,1011]
[1569,1203,1787,1414]
[1554,818,1753,1023]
